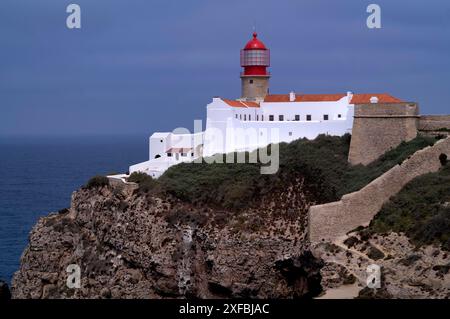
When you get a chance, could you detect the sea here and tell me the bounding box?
[0,135,148,284]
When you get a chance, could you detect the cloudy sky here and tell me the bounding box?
[0,0,449,136]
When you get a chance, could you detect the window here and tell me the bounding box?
[306,115,312,121]
[240,114,242,120]
[338,114,342,118]
[323,114,329,121]
[249,115,251,121]
[160,139,163,143]
[181,153,187,157]
[235,114,238,119]
[241,48,270,66]
[244,114,247,121]
[191,153,194,156]
[257,115,259,121]
[289,132,292,136]
[269,115,274,121]
[249,79,253,84]
[279,115,284,121]
[154,154,161,159]
[295,115,300,121]
[262,115,264,121]
[167,153,172,157]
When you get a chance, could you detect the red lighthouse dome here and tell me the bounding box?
[240,32,270,76]
[244,32,268,50]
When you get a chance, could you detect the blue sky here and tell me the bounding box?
[0,0,449,136]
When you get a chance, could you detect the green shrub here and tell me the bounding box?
[128,172,156,193]
[128,172,150,183]
[158,134,352,208]
[86,175,109,189]
[157,134,434,209]
[368,165,450,250]
[338,135,435,197]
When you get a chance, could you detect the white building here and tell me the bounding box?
[130,32,402,178]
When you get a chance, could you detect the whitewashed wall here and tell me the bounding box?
[204,97,354,155]
[131,96,355,176]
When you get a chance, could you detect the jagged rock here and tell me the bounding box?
[343,236,359,248]
[357,286,393,299]
[366,245,385,260]
[274,252,324,298]
[399,254,421,266]
[11,180,321,299]
[314,232,450,299]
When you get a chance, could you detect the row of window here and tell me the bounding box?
[167,152,194,157]
[235,114,341,121]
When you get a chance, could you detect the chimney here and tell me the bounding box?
[370,96,379,104]
[289,91,296,102]
[347,91,353,103]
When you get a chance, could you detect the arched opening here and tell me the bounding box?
[154,154,161,159]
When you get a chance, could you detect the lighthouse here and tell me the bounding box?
[240,32,270,101]
[128,31,405,178]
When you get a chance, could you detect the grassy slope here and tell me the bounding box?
[156,134,436,210]
[338,136,436,197]
[368,164,450,250]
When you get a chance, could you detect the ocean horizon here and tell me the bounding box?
[0,135,148,284]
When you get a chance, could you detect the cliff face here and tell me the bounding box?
[11,178,323,299]
[310,136,450,243]
[315,232,450,299]
[11,135,449,299]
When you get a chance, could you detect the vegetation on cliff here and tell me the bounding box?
[155,134,435,209]
[128,172,156,193]
[86,175,109,189]
[156,134,349,209]
[367,163,450,251]
[338,135,436,197]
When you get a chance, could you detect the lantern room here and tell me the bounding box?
[240,32,270,76]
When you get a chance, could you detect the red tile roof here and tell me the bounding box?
[350,93,403,104]
[221,98,259,108]
[241,101,260,107]
[263,93,403,104]
[221,93,403,108]
[264,94,346,102]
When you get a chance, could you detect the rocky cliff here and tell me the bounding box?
[11,178,323,299]
[11,135,449,299]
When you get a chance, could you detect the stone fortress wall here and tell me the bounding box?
[348,103,419,165]
[309,101,450,243]
[418,115,450,136]
[309,136,450,243]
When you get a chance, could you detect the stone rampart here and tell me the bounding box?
[348,103,419,165]
[309,137,450,243]
[418,115,450,135]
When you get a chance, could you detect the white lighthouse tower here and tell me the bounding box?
[240,32,271,101]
